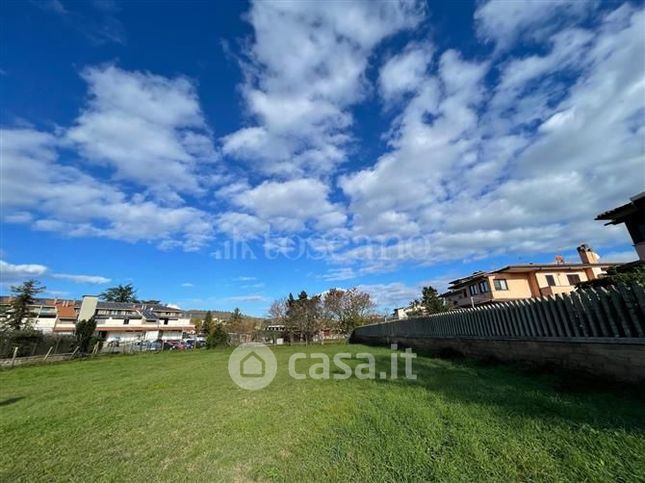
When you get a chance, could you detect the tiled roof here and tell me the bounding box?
[595,191,645,222]
[55,304,77,320]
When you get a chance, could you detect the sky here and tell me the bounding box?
[1,0,643,316]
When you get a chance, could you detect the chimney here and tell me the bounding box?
[577,244,599,264]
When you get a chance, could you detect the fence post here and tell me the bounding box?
[10,347,18,368]
[43,346,53,361]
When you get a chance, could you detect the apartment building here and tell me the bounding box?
[1,295,194,343]
[441,245,620,308]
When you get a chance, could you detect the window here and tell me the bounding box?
[494,279,509,290]
[469,285,478,296]
[163,319,169,325]
[545,275,556,287]
[478,281,489,293]
[567,274,581,285]
[123,319,129,325]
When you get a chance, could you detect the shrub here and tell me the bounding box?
[75,318,97,353]
[206,324,228,348]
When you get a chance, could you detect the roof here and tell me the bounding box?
[96,301,139,310]
[0,297,78,307]
[141,308,158,320]
[138,303,182,313]
[55,303,77,320]
[596,191,645,223]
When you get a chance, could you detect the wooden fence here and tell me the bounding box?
[354,283,645,340]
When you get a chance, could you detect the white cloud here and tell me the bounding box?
[474,0,596,50]
[66,65,216,198]
[0,260,48,282]
[228,178,346,232]
[181,282,194,287]
[222,0,423,176]
[0,260,110,285]
[225,294,269,303]
[51,273,111,284]
[379,43,433,101]
[1,127,214,251]
[336,4,644,272]
[356,282,420,310]
[234,276,257,282]
[320,267,356,282]
[215,212,269,240]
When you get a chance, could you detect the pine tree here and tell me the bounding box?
[5,280,45,331]
[202,311,213,335]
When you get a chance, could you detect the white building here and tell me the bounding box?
[1,295,194,343]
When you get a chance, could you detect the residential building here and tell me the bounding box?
[441,245,620,308]
[1,295,194,343]
[392,302,424,320]
[0,297,77,333]
[596,192,645,261]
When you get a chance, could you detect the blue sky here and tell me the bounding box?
[1,0,643,315]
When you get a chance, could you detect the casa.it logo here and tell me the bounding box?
[228,342,277,391]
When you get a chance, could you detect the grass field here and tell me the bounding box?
[1,344,644,482]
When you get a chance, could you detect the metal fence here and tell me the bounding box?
[354,283,645,340]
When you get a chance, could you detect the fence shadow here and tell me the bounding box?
[371,352,645,433]
[0,396,24,407]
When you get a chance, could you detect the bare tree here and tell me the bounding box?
[323,288,375,335]
[268,298,288,324]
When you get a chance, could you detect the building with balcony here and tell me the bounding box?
[440,245,621,308]
[1,295,194,343]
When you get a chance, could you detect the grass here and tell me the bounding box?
[1,344,644,482]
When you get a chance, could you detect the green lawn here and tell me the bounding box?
[1,344,644,482]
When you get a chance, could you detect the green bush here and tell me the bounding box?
[206,324,228,348]
[75,318,97,353]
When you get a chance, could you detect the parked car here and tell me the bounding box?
[158,340,184,350]
[147,341,162,351]
[183,339,195,349]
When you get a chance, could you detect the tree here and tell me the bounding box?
[191,318,203,336]
[100,284,138,303]
[268,298,287,324]
[323,288,375,335]
[206,323,228,348]
[4,280,45,331]
[230,308,243,327]
[576,264,645,289]
[286,291,323,344]
[202,311,213,335]
[412,285,447,315]
[75,318,97,353]
[228,308,255,334]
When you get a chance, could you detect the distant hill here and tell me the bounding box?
[183,309,263,322]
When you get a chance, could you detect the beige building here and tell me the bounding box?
[441,245,620,308]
